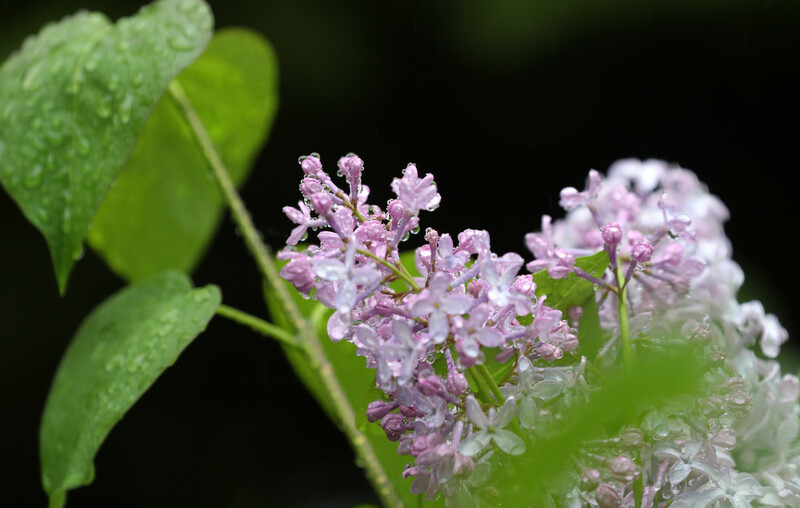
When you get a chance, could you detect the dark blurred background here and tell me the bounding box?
[2,0,799,506]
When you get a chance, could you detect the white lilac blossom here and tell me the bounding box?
[280,154,799,507]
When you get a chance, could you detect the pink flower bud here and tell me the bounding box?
[537,343,563,362]
[387,199,405,222]
[602,222,623,246]
[279,257,316,294]
[580,468,601,491]
[309,192,333,215]
[381,413,408,441]
[300,154,322,176]
[596,483,620,508]
[366,400,398,423]
[338,154,363,180]
[446,370,469,395]
[418,374,443,397]
[512,274,536,296]
[631,241,653,263]
[300,177,323,196]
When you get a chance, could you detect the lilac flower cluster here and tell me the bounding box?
[280,154,798,507]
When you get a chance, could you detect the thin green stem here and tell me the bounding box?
[216,304,300,349]
[475,363,505,403]
[468,368,493,404]
[168,81,404,508]
[167,81,273,283]
[357,248,420,292]
[615,268,635,370]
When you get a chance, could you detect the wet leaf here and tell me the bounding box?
[39,272,220,506]
[0,0,212,292]
[532,251,609,312]
[87,28,278,281]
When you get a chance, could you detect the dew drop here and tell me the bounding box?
[96,97,111,119]
[410,225,420,235]
[77,136,91,155]
[84,58,98,73]
[21,62,43,91]
[107,74,119,91]
[24,165,43,188]
[118,94,134,124]
[167,35,195,51]
[192,291,209,303]
[46,130,65,147]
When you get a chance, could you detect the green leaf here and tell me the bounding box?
[577,289,603,360]
[0,0,213,293]
[87,28,278,281]
[264,257,443,508]
[531,250,609,312]
[491,344,707,507]
[39,271,221,505]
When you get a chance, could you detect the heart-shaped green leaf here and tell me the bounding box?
[39,271,220,506]
[0,0,213,293]
[87,28,278,281]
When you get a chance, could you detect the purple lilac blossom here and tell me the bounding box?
[280,154,798,506]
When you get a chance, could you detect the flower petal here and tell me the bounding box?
[458,430,491,457]
[493,429,526,455]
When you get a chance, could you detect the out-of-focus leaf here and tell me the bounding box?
[0,0,212,292]
[88,28,278,281]
[489,343,707,507]
[40,272,220,506]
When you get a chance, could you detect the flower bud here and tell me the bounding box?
[608,455,636,482]
[400,405,422,418]
[619,427,644,450]
[579,468,601,491]
[300,176,323,196]
[512,274,536,296]
[537,343,564,362]
[366,400,398,423]
[418,374,443,397]
[300,154,322,176]
[309,192,333,216]
[710,428,736,450]
[381,413,408,441]
[602,222,623,246]
[596,483,620,508]
[338,153,363,179]
[567,305,583,323]
[425,227,439,246]
[446,370,469,395]
[708,349,726,367]
[279,256,315,294]
[726,390,752,416]
[700,395,725,418]
[631,241,654,263]
[387,199,405,221]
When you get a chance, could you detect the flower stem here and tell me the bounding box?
[475,363,505,403]
[357,248,420,292]
[615,268,635,370]
[216,304,301,349]
[168,81,404,508]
